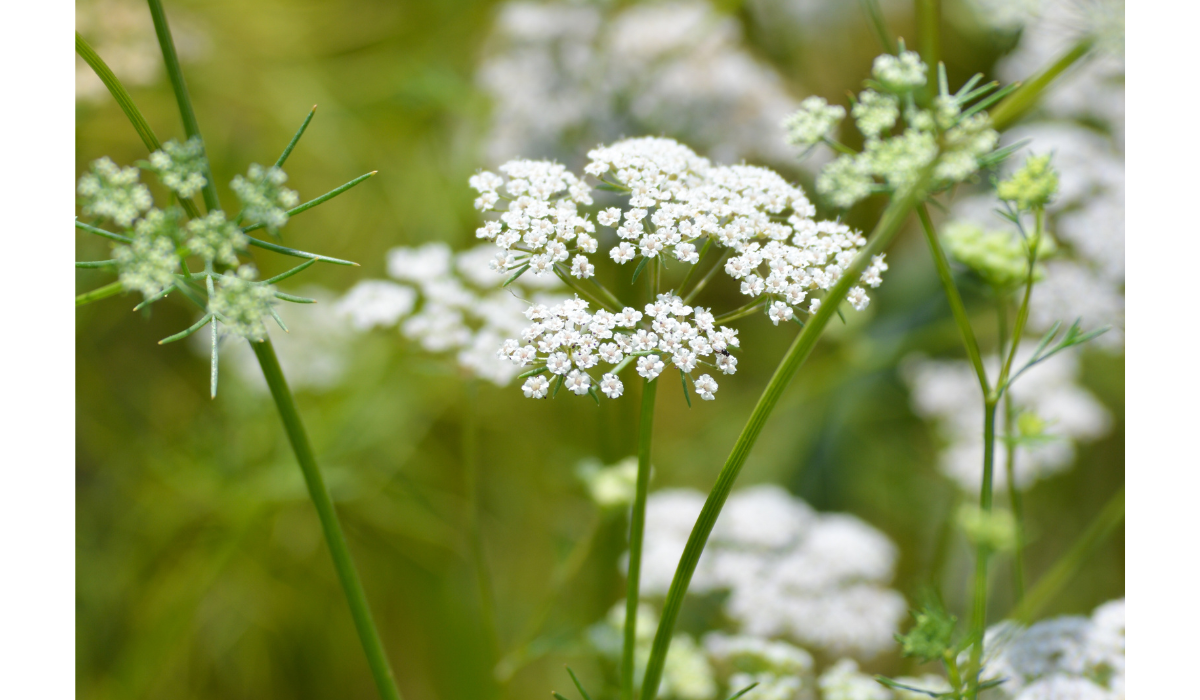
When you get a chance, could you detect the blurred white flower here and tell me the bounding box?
[635,485,907,660]
[902,345,1112,493]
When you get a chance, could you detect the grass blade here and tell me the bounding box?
[75,280,126,307]
[263,258,318,284]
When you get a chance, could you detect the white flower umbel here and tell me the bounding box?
[230,163,300,235]
[902,345,1111,493]
[146,136,208,199]
[502,292,741,401]
[77,156,154,227]
[335,281,417,331]
[634,485,907,660]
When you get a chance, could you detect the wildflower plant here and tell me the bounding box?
[75,5,402,700]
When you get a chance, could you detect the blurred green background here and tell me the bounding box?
[75,0,1124,698]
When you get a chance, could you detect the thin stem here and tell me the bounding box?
[146,0,220,214]
[1004,391,1026,601]
[965,399,998,699]
[276,105,318,169]
[638,182,924,700]
[251,339,404,700]
[916,0,941,77]
[464,381,500,661]
[917,204,989,395]
[858,0,896,54]
[990,39,1093,130]
[555,267,620,313]
[712,298,768,326]
[75,220,132,244]
[245,236,359,267]
[622,378,658,700]
[1009,486,1124,624]
[76,280,125,307]
[681,248,731,306]
[997,209,1042,393]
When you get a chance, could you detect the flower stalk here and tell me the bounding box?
[621,377,658,700]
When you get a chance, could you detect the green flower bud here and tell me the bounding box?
[997,153,1059,210]
[957,504,1017,552]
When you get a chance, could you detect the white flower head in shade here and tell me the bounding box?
[902,345,1112,493]
[230,163,300,235]
[634,485,907,660]
[77,156,154,227]
[972,598,1124,699]
[338,242,567,386]
[146,136,208,199]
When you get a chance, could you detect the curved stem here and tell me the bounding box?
[672,237,712,298]
[622,378,658,700]
[712,298,768,326]
[75,33,161,153]
[638,183,923,700]
[252,339,403,700]
[917,204,989,395]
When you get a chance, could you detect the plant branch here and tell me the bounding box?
[76,280,125,307]
[622,378,658,700]
[990,39,1093,131]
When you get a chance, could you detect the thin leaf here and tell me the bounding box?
[565,667,594,700]
[75,260,119,268]
[680,369,692,408]
[519,366,548,379]
[961,82,1021,119]
[937,62,949,97]
[269,307,289,332]
[552,373,564,399]
[133,285,172,312]
[75,219,132,244]
[241,171,377,234]
[159,313,213,344]
[875,676,941,698]
[275,105,317,168]
[724,682,760,700]
[977,139,1031,170]
[274,291,316,304]
[587,386,601,406]
[170,278,208,310]
[245,236,359,266]
[857,0,895,53]
[551,693,573,700]
[75,281,126,307]
[631,256,650,285]
[836,307,847,325]
[954,73,985,99]
[264,257,318,284]
[503,263,531,287]
[209,317,219,398]
[956,80,1000,107]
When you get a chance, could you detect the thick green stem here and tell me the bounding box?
[966,399,998,699]
[146,0,221,214]
[916,0,940,76]
[1010,487,1124,624]
[252,339,404,700]
[638,184,923,700]
[917,204,989,395]
[990,39,1093,131]
[622,378,658,700]
[75,33,161,153]
[76,280,125,307]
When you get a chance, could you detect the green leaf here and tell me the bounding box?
[263,258,318,284]
[724,682,760,700]
[503,263,531,287]
[631,256,650,285]
[75,33,161,154]
[566,667,594,700]
[75,260,119,268]
[276,105,317,169]
[680,369,692,408]
[518,366,548,379]
[133,285,173,312]
[158,313,213,344]
[75,219,132,244]
[274,291,316,304]
[245,236,359,266]
[241,171,378,234]
[75,280,126,307]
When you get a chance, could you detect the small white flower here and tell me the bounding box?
[809,298,822,314]
[673,349,698,373]
[598,343,624,364]
[600,373,624,399]
[547,352,572,375]
[522,375,550,398]
[716,353,738,375]
[598,207,621,226]
[610,242,637,264]
[617,307,644,327]
[847,286,870,311]
[565,369,592,395]
[637,354,665,380]
[571,254,596,279]
[694,374,718,400]
[769,301,794,325]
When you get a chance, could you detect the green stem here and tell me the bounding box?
[622,378,658,700]
[75,32,161,153]
[965,399,998,699]
[997,210,1042,393]
[638,183,923,700]
[672,237,712,297]
[917,204,989,395]
[857,0,896,54]
[146,0,221,214]
[251,339,403,700]
[75,280,125,307]
[1004,391,1026,601]
[1009,486,1124,624]
[555,267,620,313]
[990,39,1093,131]
[681,247,731,306]
[712,298,768,326]
[916,0,940,77]
[241,171,378,234]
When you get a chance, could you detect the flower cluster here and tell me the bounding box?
[942,220,1055,289]
[636,485,908,659]
[902,344,1111,493]
[469,160,596,280]
[208,266,276,342]
[77,156,153,227]
[977,598,1124,700]
[336,242,567,386]
[231,163,300,235]
[185,210,248,267]
[502,292,736,401]
[145,137,208,199]
[788,50,1002,209]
